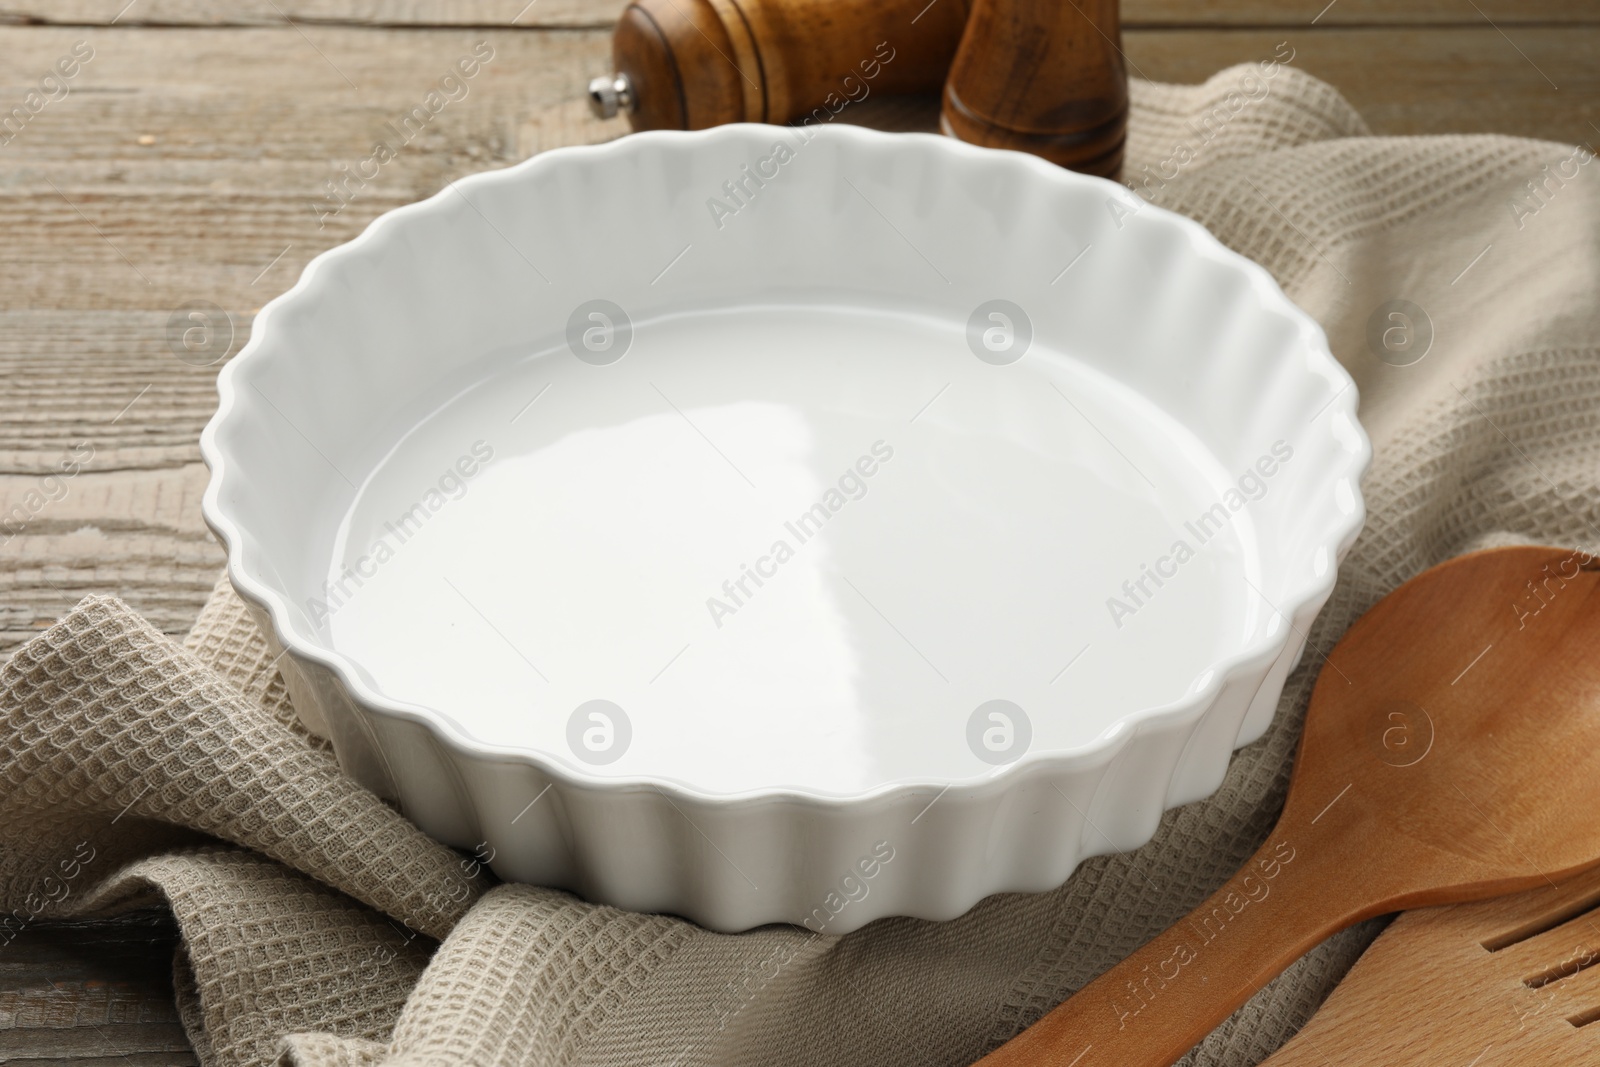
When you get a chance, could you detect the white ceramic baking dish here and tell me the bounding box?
[201,124,1369,933]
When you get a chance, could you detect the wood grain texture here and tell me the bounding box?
[1124,0,1600,26]
[3,0,1598,28]
[1262,859,1600,1064]
[604,0,972,130]
[943,0,1128,174]
[0,0,617,29]
[1125,26,1600,146]
[0,26,626,654]
[0,911,195,1066]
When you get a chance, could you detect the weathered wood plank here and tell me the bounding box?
[0,25,1587,309]
[0,27,622,311]
[2,0,1597,28]
[0,0,614,29]
[1127,0,1600,25]
[0,27,625,659]
[0,443,220,638]
[0,525,224,653]
[0,313,237,468]
[0,911,196,1065]
[1124,27,1595,144]
[0,466,212,544]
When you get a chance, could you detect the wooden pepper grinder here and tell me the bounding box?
[588,0,970,131]
[941,0,1128,177]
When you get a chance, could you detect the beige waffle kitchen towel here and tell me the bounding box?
[5,60,1600,1067]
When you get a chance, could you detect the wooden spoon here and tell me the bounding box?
[1261,859,1600,1066]
[977,544,1600,1067]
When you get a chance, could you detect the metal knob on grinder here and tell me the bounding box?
[587,72,634,119]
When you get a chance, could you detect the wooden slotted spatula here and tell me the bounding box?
[1262,860,1600,1065]
[977,544,1600,1067]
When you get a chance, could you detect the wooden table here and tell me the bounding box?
[1,1,1595,1061]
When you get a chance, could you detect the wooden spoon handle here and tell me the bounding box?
[976,827,1370,1067]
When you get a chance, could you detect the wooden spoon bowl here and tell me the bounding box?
[979,544,1600,1067]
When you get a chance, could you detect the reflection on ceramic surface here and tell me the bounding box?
[330,305,1258,794]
